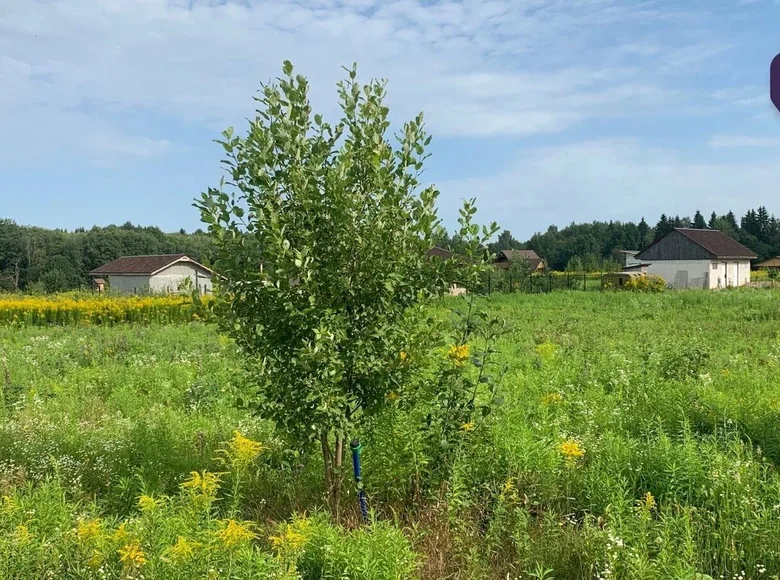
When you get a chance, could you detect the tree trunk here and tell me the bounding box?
[334,434,344,520]
[320,432,333,507]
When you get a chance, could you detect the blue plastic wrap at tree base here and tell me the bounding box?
[772,53,780,114]
[350,439,369,523]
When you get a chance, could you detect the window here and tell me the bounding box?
[712,263,718,269]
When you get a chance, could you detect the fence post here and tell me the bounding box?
[548,273,552,293]
[488,272,491,296]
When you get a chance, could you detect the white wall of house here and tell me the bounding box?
[149,262,214,294]
[645,259,751,289]
[107,274,152,294]
[106,263,214,295]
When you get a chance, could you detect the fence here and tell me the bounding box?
[479,270,605,296]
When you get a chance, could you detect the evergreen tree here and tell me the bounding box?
[693,210,707,229]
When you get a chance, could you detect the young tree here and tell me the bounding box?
[693,210,707,229]
[196,61,497,510]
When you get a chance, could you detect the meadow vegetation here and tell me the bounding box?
[1,289,780,578]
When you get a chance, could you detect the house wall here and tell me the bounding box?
[149,262,214,294]
[646,259,751,289]
[107,274,152,294]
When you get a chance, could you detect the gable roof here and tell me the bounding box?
[755,256,780,268]
[89,254,214,276]
[637,228,757,260]
[497,249,540,262]
[494,249,545,270]
[425,247,454,260]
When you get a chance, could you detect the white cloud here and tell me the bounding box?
[708,135,780,148]
[436,139,780,237]
[0,0,749,161]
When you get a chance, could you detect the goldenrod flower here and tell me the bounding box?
[86,550,104,569]
[112,523,131,544]
[217,519,256,547]
[181,471,222,498]
[448,343,470,366]
[1,495,16,513]
[222,431,265,469]
[535,342,558,359]
[541,392,564,405]
[559,439,585,462]
[118,540,147,568]
[15,525,32,544]
[636,491,656,512]
[76,518,102,543]
[138,494,163,512]
[269,521,309,553]
[164,536,201,563]
[460,422,475,432]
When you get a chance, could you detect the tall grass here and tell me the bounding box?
[1,288,780,578]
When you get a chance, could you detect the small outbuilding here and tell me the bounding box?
[89,254,215,295]
[636,228,757,289]
[602,271,645,289]
[755,256,780,271]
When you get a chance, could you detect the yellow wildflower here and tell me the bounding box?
[118,540,147,568]
[721,368,730,377]
[1,495,16,513]
[269,521,309,553]
[112,522,131,544]
[15,525,32,543]
[222,431,265,469]
[86,550,104,569]
[164,536,201,563]
[181,471,222,498]
[448,343,470,366]
[460,422,476,433]
[400,351,409,363]
[535,342,559,360]
[217,520,256,547]
[541,392,564,405]
[386,391,399,402]
[636,491,656,512]
[138,494,163,512]
[76,518,102,543]
[559,439,585,462]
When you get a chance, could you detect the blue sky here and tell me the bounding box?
[1,0,778,240]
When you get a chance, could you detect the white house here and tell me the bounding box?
[89,254,215,295]
[635,228,757,289]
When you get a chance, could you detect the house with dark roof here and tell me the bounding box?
[755,256,780,270]
[493,249,546,272]
[89,254,215,295]
[636,228,757,289]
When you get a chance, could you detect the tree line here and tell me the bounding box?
[0,220,214,293]
[2,205,778,292]
[437,206,779,272]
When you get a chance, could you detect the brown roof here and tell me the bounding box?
[755,256,780,268]
[425,247,454,260]
[494,249,545,270]
[672,228,757,259]
[89,254,213,276]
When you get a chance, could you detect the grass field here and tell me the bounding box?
[1,289,780,579]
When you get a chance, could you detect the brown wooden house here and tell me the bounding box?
[493,249,546,272]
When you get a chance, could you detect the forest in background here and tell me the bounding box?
[2,206,778,292]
